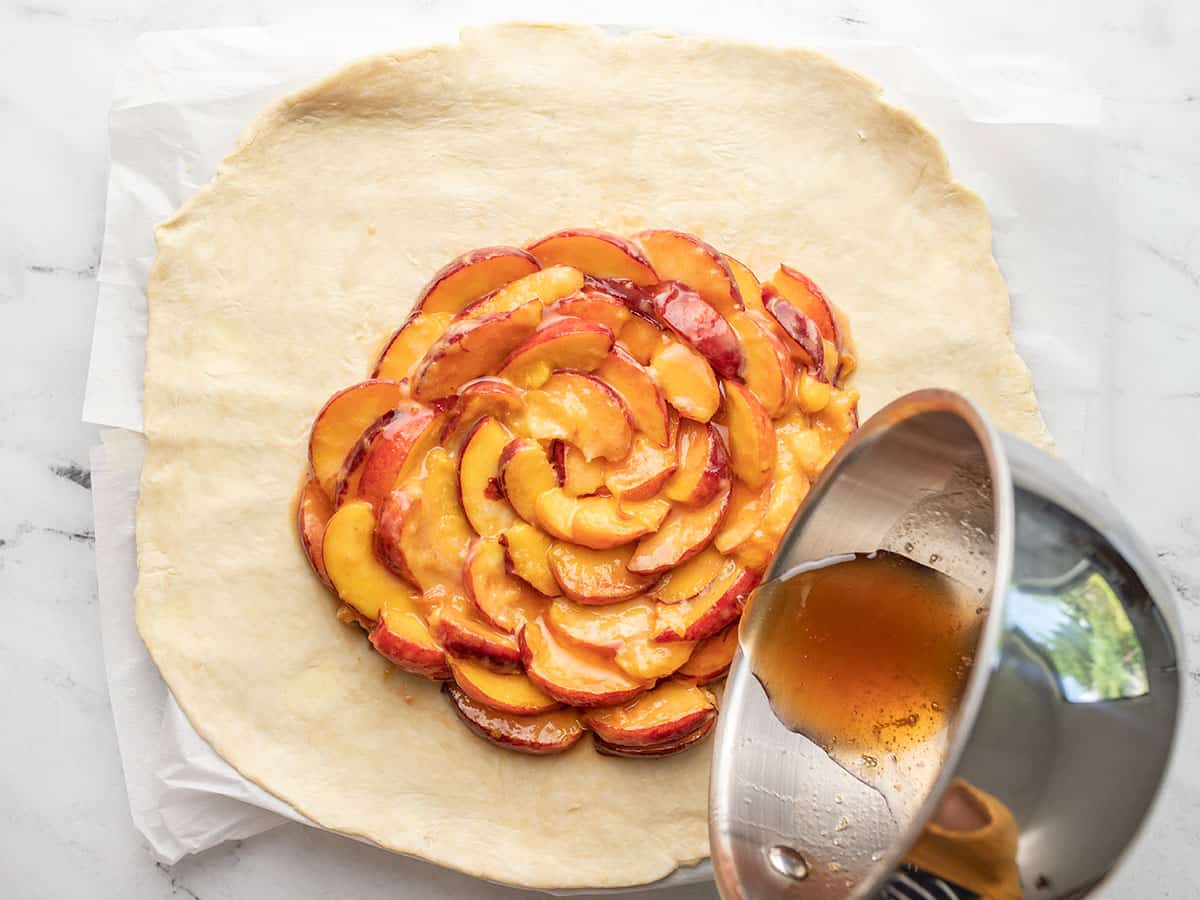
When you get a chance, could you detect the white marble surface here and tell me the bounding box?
[2,1,1198,898]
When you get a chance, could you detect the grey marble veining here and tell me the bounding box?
[1,2,1197,899]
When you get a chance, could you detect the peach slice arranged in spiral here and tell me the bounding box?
[301,227,859,759]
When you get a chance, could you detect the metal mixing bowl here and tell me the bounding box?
[709,389,1183,899]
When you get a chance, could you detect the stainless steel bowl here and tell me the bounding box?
[709,389,1183,899]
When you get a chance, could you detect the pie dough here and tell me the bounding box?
[137,23,1050,890]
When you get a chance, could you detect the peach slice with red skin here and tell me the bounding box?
[616,313,665,365]
[769,264,840,347]
[297,476,334,588]
[727,311,795,417]
[548,289,630,334]
[374,448,472,593]
[584,680,716,748]
[724,255,766,316]
[497,438,559,522]
[593,714,716,758]
[446,684,584,755]
[655,558,761,642]
[457,265,584,320]
[723,380,776,491]
[439,377,525,446]
[458,416,516,537]
[428,593,522,671]
[677,625,739,685]
[499,522,560,598]
[499,317,614,389]
[411,300,543,402]
[603,433,678,501]
[519,615,648,707]
[649,339,721,423]
[664,420,730,506]
[614,638,697,682]
[527,229,659,286]
[370,594,452,682]
[647,545,726,604]
[597,347,671,447]
[553,441,607,497]
[627,484,730,575]
[355,405,439,510]
[463,537,549,633]
[636,229,743,316]
[651,281,744,380]
[415,246,540,316]
[523,371,633,462]
[309,379,409,497]
[535,489,670,550]
[373,312,453,381]
[447,656,560,716]
[547,544,653,605]
[764,286,826,378]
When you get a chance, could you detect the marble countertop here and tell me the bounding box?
[2,1,1197,898]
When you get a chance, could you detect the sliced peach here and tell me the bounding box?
[636,229,743,316]
[724,381,776,490]
[446,684,584,755]
[648,546,726,604]
[593,714,715,758]
[499,522,560,597]
[585,680,716,748]
[549,289,630,334]
[309,380,409,497]
[769,264,840,347]
[714,478,769,555]
[458,416,516,537]
[793,368,832,415]
[448,656,560,716]
[458,265,584,320]
[765,287,826,377]
[439,377,525,446]
[428,593,521,671]
[678,626,738,685]
[356,405,439,510]
[582,275,657,319]
[727,311,795,417]
[617,313,666,365]
[535,489,670,550]
[655,558,760,642]
[628,485,730,575]
[527,229,658,286]
[374,448,472,593]
[411,300,543,402]
[603,433,678,501]
[556,441,607,497]
[523,371,633,462]
[547,544,653,605]
[597,347,671,447]
[519,616,648,707]
[651,281,743,380]
[499,317,614,390]
[614,638,697,682]
[373,313,453,381]
[369,584,451,681]
[415,246,540,315]
[497,437,558,522]
[463,537,549,633]
[733,432,812,571]
[321,500,400,621]
[664,420,731,506]
[546,595,656,650]
[297,475,334,588]
[724,254,766,315]
[649,339,720,422]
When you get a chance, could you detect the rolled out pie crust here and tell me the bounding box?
[136,23,1050,890]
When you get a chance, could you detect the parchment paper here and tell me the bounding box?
[85,22,1106,880]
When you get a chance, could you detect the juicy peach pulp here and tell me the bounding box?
[300,228,859,759]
